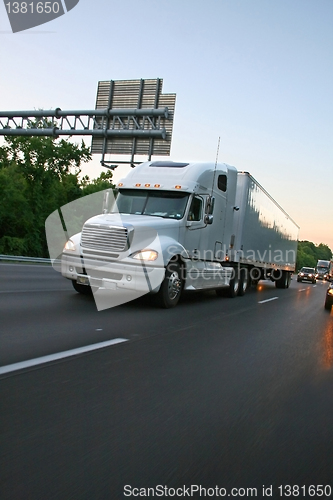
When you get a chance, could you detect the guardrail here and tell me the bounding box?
[0,254,60,264]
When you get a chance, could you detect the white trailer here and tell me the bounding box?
[230,172,299,290]
[61,161,299,308]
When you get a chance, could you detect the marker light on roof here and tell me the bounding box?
[145,183,151,187]
[135,183,141,187]
[118,182,124,187]
[154,184,161,188]
[175,185,182,189]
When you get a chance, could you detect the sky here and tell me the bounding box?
[1,0,332,250]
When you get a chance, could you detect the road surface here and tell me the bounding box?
[1,263,332,498]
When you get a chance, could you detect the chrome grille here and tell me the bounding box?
[81,224,128,252]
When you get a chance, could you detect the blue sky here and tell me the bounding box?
[1,0,332,249]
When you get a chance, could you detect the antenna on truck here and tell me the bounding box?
[215,136,221,166]
[211,136,220,196]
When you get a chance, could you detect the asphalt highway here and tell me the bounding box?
[1,263,333,499]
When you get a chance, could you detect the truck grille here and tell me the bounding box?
[81,224,128,252]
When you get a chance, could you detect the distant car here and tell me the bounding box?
[297,267,316,284]
[324,283,333,310]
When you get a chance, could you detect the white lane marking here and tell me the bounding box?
[0,338,128,375]
[258,297,279,304]
[299,288,307,292]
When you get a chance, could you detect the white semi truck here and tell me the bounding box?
[316,260,332,281]
[61,160,299,308]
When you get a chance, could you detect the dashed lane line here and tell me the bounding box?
[0,338,129,375]
[258,297,279,304]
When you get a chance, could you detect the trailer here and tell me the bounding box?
[60,161,299,308]
[231,172,299,289]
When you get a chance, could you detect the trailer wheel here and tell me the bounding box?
[250,268,261,287]
[72,280,93,295]
[275,270,291,289]
[238,268,249,296]
[156,262,183,308]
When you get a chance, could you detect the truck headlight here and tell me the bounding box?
[131,250,158,261]
[64,239,76,251]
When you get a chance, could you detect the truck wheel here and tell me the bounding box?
[156,262,183,308]
[275,270,291,289]
[227,269,240,298]
[238,268,249,296]
[72,280,92,295]
[250,268,261,287]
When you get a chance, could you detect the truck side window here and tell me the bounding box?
[218,174,227,192]
[188,196,203,221]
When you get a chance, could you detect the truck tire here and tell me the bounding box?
[227,269,240,298]
[238,268,249,296]
[72,280,92,295]
[275,270,291,289]
[156,262,183,308]
[250,267,261,287]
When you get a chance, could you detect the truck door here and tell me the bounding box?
[183,195,206,259]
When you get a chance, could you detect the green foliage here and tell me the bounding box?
[0,133,115,258]
[81,170,114,196]
[315,243,332,261]
[296,241,332,270]
[0,236,27,255]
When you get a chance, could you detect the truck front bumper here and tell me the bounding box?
[61,253,165,294]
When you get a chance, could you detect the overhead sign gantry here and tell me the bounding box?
[0,78,176,168]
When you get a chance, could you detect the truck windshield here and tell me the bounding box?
[112,189,190,219]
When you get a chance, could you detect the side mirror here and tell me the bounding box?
[204,214,214,225]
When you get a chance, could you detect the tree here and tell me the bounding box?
[316,243,332,261]
[0,134,91,257]
[296,241,332,270]
[0,163,31,255]
[81,170,115,196]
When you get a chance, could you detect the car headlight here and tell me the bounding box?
[300,273,304,276]
[64,239,76,251]
[328,289,333,296]
[308,274,313,277]
[131,249,158,261]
